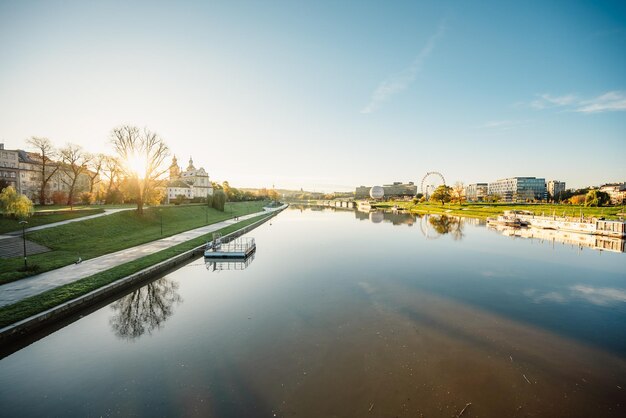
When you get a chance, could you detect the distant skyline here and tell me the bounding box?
[1,0,625,191]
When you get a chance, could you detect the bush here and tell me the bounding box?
[105,189,124,205]
[0,186,34,219]
[80,192,96,205]
[51,191,68,206]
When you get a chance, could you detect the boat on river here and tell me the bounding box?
[506,211,626,238]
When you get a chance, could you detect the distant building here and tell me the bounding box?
[465,183,488,202]
[16,150,93,204]
[0,143,20,192]
[488,177,547,202]
[355,182,416,199]
[599,183,626,205]
[547,180,566,201]
[166,156,213,203]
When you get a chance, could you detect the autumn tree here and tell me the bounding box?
[452,181,465,205]
[0,186,34,219]
[111,125,169,214]
[60,143,91,205]
[430,185,452,206]
[26,137,59,205]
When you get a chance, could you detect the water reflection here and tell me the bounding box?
[205,254,256,272]
[427,215,464,240]
[355,209,417,226]
[109,277,182,340]
[489,224,625,253]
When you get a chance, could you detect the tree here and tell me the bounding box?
[0,186,34,219]
[26,137,60,205]
[111,125,169,214]
[86,153,106,194]
[430,185,452,206]
[79,192,95,205]
[60,143,91,205]
[102,156,122,204]
[585,190,611,207]
[452,181,465,205]
[212,189,227,211]
[570,194,586,205]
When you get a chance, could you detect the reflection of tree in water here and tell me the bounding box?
[109,277,182,340]
[428,215,465,240]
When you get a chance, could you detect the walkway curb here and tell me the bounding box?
[0,204,287,343]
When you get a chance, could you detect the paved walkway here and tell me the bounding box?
[0,206,285,308]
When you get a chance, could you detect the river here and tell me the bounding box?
[1,206,625,417]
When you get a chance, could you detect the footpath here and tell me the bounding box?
[0,206,284,308]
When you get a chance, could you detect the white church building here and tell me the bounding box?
[165,156,213,203]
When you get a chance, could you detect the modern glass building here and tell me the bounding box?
[488,177,547,202]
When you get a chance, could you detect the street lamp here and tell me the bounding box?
[19,220,28,270]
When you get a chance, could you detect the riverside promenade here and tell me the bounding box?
[0,205,285,308]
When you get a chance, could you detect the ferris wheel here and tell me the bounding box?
[420,172,446,199]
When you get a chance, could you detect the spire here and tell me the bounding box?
[187,156,195,171]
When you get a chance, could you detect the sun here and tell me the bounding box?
[126,153,148,178]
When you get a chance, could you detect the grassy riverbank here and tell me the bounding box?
[374,201,625,220]
[0,201,268,284]
[0,208,105,234]
[0,213,271,328]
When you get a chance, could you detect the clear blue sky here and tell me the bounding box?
[1,0,624,191]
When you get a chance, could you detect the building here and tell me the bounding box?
[166,156,213,203]
[17,150,93,204]
[355,182,417,199]
[465,183,488,202]
[599,183,626,205]
[488,177,547,202]
[547,180,566,201]
[0,143,20,192]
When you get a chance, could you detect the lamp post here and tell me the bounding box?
[19,220,28,270]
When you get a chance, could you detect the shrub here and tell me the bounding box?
[51,191,68,206]
[80,192,96,205]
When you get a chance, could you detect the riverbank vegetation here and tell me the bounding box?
[0,201,268,284]
[374,201,625,220]
[0,213,271,328]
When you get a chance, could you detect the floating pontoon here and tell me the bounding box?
[204,233,256,259]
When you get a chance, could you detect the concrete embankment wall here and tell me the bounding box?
[0,205,287,343]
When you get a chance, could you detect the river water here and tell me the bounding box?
[1,206,625,417]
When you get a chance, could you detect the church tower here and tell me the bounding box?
[187,156,195,171]
[169,155,181,180]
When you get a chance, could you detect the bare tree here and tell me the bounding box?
[102,155,122,203]
[86,153,106,195]
[60,143,91,205]
[26,137,60,205]
[111,125,169,214]
[452,181,465,205]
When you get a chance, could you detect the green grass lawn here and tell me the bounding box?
[0,201,269,284]
[374,201,625,220]
[0,208,105,234]
[0,213,271,328]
